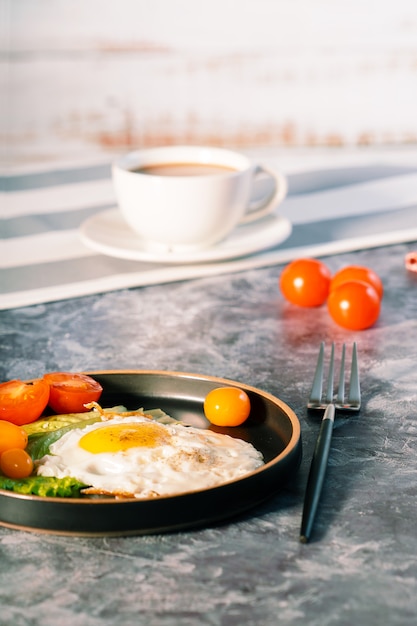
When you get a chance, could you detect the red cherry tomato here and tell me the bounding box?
[0,448,34,479]
[327,280,381,330]
[43,372,103,414]
[279,259,331,307]
[330,265,383,300]
[204,387,251,427]
[0,420,28,455]
[0,379,50,426]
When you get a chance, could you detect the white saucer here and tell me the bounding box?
[79,208,292,264]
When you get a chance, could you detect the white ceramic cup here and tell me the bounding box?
[112,145,287,253]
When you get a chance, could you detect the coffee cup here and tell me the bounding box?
[112,145,287,253]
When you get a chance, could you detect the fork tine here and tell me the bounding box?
[348,342,361,407]
[325,343,335,404]
[309,342,361,411]
[336,343,346,405]
[309,342,325,406]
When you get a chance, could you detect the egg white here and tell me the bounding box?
[36,415,264,498]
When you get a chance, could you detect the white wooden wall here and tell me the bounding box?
[3,0,417,165]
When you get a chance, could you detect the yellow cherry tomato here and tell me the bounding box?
[0,420,28,455]
[0,448,34,479]
[204,387,251,427]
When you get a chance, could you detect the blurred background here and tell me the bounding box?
[2,0,417,166]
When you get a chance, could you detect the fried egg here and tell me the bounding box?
[36,415,264,498]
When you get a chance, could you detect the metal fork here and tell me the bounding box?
[300,342,361,543]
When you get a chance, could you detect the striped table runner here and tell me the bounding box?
[2,160,417,310]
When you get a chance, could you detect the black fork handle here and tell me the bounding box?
[300,403,335,543]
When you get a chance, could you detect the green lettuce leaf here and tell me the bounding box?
[0,475,87,497]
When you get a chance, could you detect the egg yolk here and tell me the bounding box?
[79,422,171,453]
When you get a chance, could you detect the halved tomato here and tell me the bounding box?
[43,372,103,414]
[0,379,50,425]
